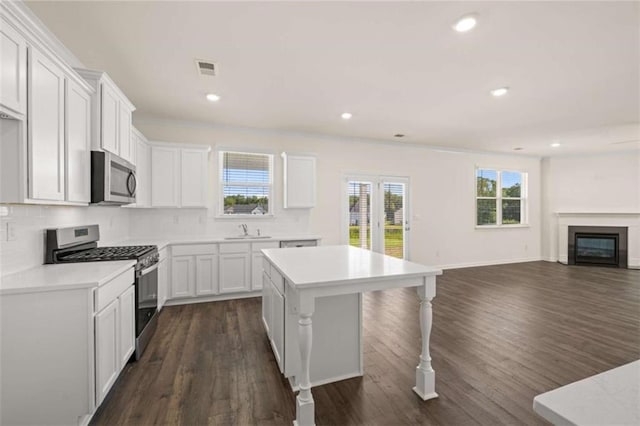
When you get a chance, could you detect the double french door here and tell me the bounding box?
[344,176,410,259]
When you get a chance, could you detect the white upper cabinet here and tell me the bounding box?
[151,145,180,207]
[150,142,210,208]
[132,128,151,207]
[0,18,27,117]
[282,153,316,208]
[0,11,94,206]
[180,148,209,207]
[100,83,119,155]
[28,48,65,201]
[75,69,135,161]
[118,103,132,163]
[65,79,91,203]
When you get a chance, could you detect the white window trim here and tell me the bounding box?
[475,168,528,228]
[217,150,274,218]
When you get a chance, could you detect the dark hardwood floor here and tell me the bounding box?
[91,261,640,425]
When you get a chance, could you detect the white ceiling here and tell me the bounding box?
[25,1,640,156]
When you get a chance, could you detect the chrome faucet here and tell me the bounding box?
[240,224,249,236]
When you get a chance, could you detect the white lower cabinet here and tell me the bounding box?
[171,255,195,298]
[118,285,136,366]
[270,278,285,371]
[170,244,218,299]
[219,243,250,293]
[0,267,135,425]
[95,298,119,404]
[94,272,135,406]
[196,254,218,295]
[158,249,168,310]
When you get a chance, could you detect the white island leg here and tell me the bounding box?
[413,282,438,400]
[294,311,315,426]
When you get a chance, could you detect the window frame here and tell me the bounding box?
[217,150,274,218]
[475,167,528,228]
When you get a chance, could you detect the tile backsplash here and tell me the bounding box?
[0,204,311,276]
[0,205,130,275]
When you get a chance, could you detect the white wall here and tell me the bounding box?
[541,150,640,261]
[0,205,130,275]
[133,119,542,269]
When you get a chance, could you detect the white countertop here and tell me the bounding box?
[262,245,442,288]
[533,360,640,426]
[0,260,136,295]
[114,234,322,250]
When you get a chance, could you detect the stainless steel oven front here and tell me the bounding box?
[135,262,158,359]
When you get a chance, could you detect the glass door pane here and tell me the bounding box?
[382,182,406,259]
[348,181,372,250]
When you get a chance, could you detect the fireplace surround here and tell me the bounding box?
[568,226,628,268]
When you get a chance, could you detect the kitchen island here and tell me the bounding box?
[261,245,442,426]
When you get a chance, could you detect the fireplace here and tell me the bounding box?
[568,226,628,268]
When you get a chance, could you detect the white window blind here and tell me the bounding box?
[220,151,273,215]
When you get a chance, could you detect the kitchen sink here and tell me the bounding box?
[224,235,272,240]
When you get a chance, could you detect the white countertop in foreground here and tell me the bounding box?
[533,360,640,426]
[0,260,136,295]
[263,245,442,288]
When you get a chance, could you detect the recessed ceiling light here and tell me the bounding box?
[551,142,561,148]
[453,14,478,33]
[490,87,509,97]
[341,112,353,120]
[206,93,220,102]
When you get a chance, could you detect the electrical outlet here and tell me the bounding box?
[6,222,16,241]
[0,206,9,217]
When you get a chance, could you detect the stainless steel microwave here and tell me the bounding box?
[91,151,137,205]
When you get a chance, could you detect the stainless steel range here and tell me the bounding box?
[45,224,159,360]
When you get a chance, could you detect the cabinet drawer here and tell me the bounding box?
[219,242,250,254]
[271,267,284,295]
[95,268,135,312]
[172,244,217,256]
[252,241,279,253]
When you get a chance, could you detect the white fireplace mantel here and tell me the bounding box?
[556,212,640,269]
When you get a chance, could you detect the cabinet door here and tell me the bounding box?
[28,48,65,201]
[196,254,218,296]
[118,286,135,366]
[283,154,316,208]
[180,149,208,207]
[262,271,272,336]
[95,298,119,405]
[151,146,179,207]
[170,255,195,298]
[219,253,250,293]
[118,104,132,162]
[271,280,285,372]
[134,138,150,207]
[65,79,91,203]
[252,253,265,291]
[158,259,168,310]
[0,19,27,116]
[101,83,119,155]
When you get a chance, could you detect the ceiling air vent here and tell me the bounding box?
[196,59,217,76]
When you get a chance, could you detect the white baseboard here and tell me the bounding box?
[541,256,557,262]
[164,290,261,307]
[437,256,543,271]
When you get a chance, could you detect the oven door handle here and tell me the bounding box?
[138,263,159,277]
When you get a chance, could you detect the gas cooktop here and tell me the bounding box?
[57,245,156,262]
